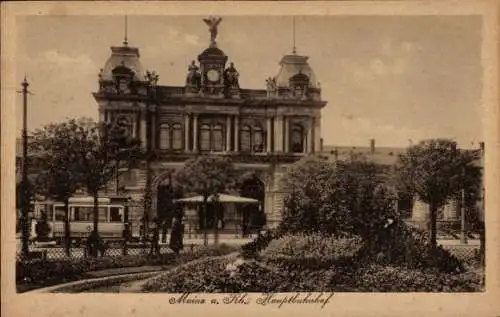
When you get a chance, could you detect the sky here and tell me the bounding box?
[14,15,483,148]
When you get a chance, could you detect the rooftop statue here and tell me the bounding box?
[203,16,222,47]
[266,76,277,97]
[186,60,201,89]
[224,62,239,88]
[145,70,159,87]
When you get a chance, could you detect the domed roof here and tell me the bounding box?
[274,54,319,88]
[289,72,310,84]
[198,46,227,60]
[101,45,145,81]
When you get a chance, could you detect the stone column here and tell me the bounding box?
[274,116,283,152]
[314,116,321,153]
[184,114,190,152]
[226,115,232,152]
[140,110,147,150]
[266,117,272,153]
[234,116,239,152]
[151,113,156,151]
[99,110,105,123]
[283,117,289,152]
[193,114,198,152]
[307,119,314,153]
[443,198,459,221]
[412,199,429,229]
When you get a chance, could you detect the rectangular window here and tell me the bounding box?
[253,131,264,152]
[240,131,251,151]
[213,129,224,152]
[73,207,80,221]
[47,207,54,221]
[54,206,66,221]
[99,207,108,222]
[200,129,210,151]
[160,126,170,149]
[172,128,183,150]
[77,207,93,221]
[110,207,123,222]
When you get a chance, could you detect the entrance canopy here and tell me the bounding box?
[174,193,259,204]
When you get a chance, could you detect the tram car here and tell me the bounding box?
[30,196,141,245]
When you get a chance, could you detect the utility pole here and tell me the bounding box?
[20,77,30,256]
[460,166,468,244]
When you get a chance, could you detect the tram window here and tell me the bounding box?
[78,207,93,221]
[99,207,107,222]
[110,207,123,222]
[54,206,66,221]
[47,208,54,221]
[73,207,80,221]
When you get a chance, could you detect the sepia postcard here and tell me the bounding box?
[1,1,499,317]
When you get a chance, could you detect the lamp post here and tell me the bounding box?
[20,77,31,256]
[460,166,468,244]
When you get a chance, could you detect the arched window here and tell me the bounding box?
[239,125,251,152]
[172,123,183,150]
[213,124,224,152]
[114,116,133,137]
[112,66,134,94]
[159,124,170,149]
[239,124,265,152]
[253,126,264,152]
[291,124,304,153]
[200,124,211,151]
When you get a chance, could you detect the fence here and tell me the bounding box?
[444,244,480,263]
[16,243,174,262]
[404,220,481,240]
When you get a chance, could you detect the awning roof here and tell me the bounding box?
[174,193,259,204]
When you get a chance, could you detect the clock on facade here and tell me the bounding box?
[206,69,220,82]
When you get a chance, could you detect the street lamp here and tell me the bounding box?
[460,166,468,244]
[20,77,31,256]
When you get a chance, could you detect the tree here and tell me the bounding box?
[282,155,397,241]
[174,155,237,246]
[34,211,51,242]
[394,139,478,249]
[110,117,143,193]
[71,118,142,255]
[157,178,184,243]
[29,120,84,256]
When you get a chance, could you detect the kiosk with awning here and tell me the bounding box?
[173,193,261,237]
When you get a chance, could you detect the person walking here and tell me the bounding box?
[149,218,160,256]
[169,217,184,255]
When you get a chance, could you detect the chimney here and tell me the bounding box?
[370,138,375,154]
[479,142,485,156]
[320,138,324,152]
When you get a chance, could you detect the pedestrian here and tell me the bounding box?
[149,219,160,256]
[122,223,131,256]
[169,217,183,255]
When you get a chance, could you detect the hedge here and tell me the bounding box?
[17,243,239,292]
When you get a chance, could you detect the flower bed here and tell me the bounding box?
[17,243,239,292]
[143,255,483,293]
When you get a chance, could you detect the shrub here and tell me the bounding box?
[355,222,465,273]
[143,253,483,293]
[346,264,483,292]
[240,229,281,259]
[281,157,398,239]
[262,233,362,259]
[17,244,239,291]
[259,233,363,270]
[143,255,237,292]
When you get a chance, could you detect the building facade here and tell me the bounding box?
[93,19,327,232]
